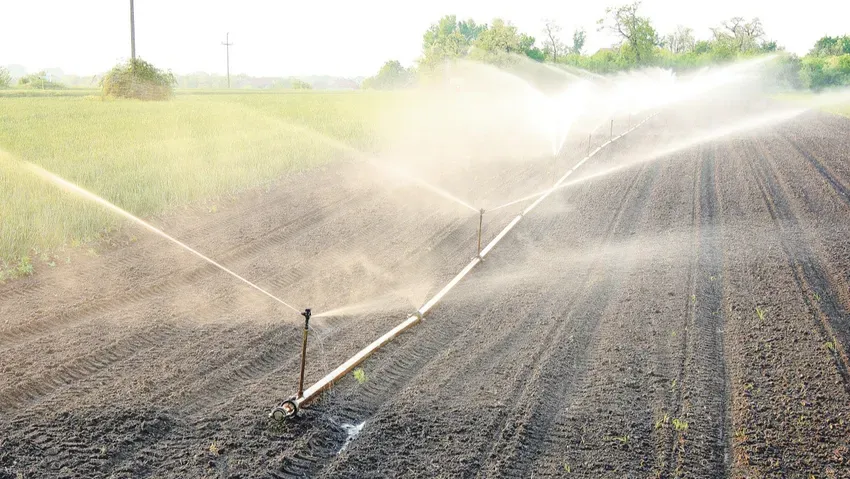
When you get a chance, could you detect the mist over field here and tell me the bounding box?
[2,2,850,478]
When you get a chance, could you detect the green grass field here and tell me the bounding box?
[0,91,399,279]
[774,91,850,117]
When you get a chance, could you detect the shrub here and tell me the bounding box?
[18,71,65,89]
[290,78,312,90]
[0,66,10,88]
[101,58,176,100]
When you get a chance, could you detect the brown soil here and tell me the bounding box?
[1,103,849,479]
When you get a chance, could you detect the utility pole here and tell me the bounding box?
[221,33,233,88]
[130,0,136,64]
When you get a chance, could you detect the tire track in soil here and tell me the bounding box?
[0,320,178,415]
[781,136,850,208]
[478,161,661,478]
[663,144,730,477]
[741,140,850,389]
[264,140,658,478]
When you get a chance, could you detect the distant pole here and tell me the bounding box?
[222,33,233,88]
[130,0,136,64]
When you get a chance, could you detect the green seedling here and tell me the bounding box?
[825,341,836,353]
[755,307,766,321]
[353,368,368,384]
[672,418,689,431]
[16,256,33,276]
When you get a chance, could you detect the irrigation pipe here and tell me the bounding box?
[270,112,657,420]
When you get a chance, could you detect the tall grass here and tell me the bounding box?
[0,91,398,275]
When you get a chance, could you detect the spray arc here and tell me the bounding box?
[269,112,657,421]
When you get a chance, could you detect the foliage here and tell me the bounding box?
[101,58,175,100]
[710,17,767,53]
[598,1,660,64]
[362,60,415,90]
[663,26,695,54]
[18,71,65,90]
[420,15,487,71]
[809,35,850,56]
[290,78,313,90]
[418,15,542,73]
[571,28,587,55]
[798,54,850,90]
[541,20,565,62]
[0,66,10,88]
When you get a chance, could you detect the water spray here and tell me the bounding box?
[267,112,658,423]
[26,163,301,315]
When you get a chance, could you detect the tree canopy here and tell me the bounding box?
[362,60,415,90]
[361,3,850,92]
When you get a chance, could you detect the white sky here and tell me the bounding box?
[2,0,847,77]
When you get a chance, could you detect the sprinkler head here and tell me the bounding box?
[301,308,311,326]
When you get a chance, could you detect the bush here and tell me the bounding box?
[0,66,10,88]
[101,58,175,100]
[290,78,312,90]
[18,71,65,89]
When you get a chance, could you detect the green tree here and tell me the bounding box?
[541,19,565,62]
[810,35,850,56]
[290,78,312,90]
[471,19,543,63]
[362,60,415,90]
[0,66,10,88]
[571,28,587,55]
[18,71,65,89]
[664,26,695,54]
[710,17,765,53]
[420,15,486,70]
[598,2,660,65]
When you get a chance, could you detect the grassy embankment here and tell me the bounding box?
[775,91,850,117]
[0,90,398,280]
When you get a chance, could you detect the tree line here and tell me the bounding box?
[362,1,850,92]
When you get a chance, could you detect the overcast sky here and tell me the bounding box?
[2,0,848,77]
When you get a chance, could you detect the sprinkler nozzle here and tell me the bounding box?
[301,308,311,325]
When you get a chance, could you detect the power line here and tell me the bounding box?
[221,32,233,88]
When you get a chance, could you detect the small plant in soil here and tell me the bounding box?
[16,256,33,276]
[755,306,766,321]
[209,442,221,455]
[655,413,670,429]
[825,341,836,353]
[353,368,368,384]
[672,418,689,431]
[563,463,572,473]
